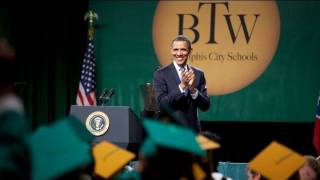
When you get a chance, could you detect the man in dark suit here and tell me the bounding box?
[153,35,210,132]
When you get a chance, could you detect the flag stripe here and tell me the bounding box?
[76,90,84,105]
[313,95,320,154]
[87,93,94,105]
[313,119,320,154]
[89,92,96,106]
[78,83,90,105]
[76,83,86,105]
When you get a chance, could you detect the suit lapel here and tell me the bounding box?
[168,63,181,85]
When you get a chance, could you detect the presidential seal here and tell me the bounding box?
[85,111,110,136]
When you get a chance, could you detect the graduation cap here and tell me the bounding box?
[140,119,206,157]
[67,115,94,143]
[196,134,220,151]
[92,140,136,179]
[28,117,92,180]
[113,169,141,180]
[248,141,305,180]
[192,163,206,180]
[0,110,30,179]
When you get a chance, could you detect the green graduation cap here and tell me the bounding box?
[67,115,95,143]
[140,119,206,157]
[0,110,30,178]
[114,169,141,180]
[28,117,92,180]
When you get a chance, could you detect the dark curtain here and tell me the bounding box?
[9,1,89,129]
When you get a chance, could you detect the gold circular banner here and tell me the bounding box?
[153,1,280,95]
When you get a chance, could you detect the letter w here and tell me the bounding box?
[224,14,259,44]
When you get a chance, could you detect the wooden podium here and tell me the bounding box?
[69,105,143,152]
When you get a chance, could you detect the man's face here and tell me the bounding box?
[171,41,192,66]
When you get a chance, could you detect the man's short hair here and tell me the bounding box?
[171,35,192,50]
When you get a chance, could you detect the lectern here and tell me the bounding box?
[69,105,143,151]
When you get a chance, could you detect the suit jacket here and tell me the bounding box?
[153,63,210,132]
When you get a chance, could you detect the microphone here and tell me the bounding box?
[13,82,27,94]
[103,88,115,101]
[98,88,108,100]
[98,88,115,106]
[14,82,27,86]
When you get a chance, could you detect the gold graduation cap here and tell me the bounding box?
[196,134,220,151]
[93,140,136,179]
[248,141,305,180]
[192,163,206,180]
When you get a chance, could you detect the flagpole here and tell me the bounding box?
[84,11,99,40]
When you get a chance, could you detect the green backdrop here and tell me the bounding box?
[90,1,320,122]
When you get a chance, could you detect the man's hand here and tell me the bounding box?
[181,69,196,92]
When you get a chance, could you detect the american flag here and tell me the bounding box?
[313,95,320,154]
[76,39,97,106]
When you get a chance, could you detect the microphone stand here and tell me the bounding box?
[98,88,115,106]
